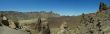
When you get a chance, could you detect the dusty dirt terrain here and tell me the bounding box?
[0,26,30,34]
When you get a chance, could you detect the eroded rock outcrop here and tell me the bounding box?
[35,17,50,34]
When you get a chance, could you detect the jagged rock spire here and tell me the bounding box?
[35,17,50,34]
[35,17,42,32]
[99,1,107,11]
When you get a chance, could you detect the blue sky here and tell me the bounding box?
[0,0,110,16]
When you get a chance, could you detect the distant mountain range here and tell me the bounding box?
[0,11,60,20]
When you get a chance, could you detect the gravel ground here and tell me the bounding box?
[0,26,30,34]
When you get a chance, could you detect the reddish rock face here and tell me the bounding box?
[98,2,110,16]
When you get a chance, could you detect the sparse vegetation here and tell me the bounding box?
[0,1,110,34]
